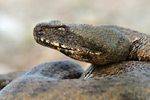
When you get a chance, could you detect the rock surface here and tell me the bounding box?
[0,61,150,100]
[0,72,21,90]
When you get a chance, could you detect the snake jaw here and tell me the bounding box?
[34,31,102,63]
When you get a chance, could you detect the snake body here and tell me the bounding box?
[33,20,150,78]
[1,20,150,100]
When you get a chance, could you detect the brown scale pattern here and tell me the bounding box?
[130,36,150,61]
[82,61,141,78]
[1,21,150,99]
[100,25,147,42]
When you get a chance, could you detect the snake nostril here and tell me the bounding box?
[36,27,44,35]
[33,26,44,36]
[35,29,44,36]
[33,30,43,36]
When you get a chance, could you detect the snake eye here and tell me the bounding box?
[58,27,66,31]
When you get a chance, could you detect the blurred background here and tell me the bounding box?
[0,0,150,74]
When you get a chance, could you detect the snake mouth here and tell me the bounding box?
[34,35,102,62]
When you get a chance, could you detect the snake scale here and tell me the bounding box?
[1,20,150,100]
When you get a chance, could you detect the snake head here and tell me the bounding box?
[33,20,130,65]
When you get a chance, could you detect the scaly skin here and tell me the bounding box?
[33,20,150,78]
[99,25,148,42]
[99,25,150,62]
[0,21,150,100]
[129,36,150,61]
[33,20,150,65]
[82,60,150,78]
[33,20,131,65]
